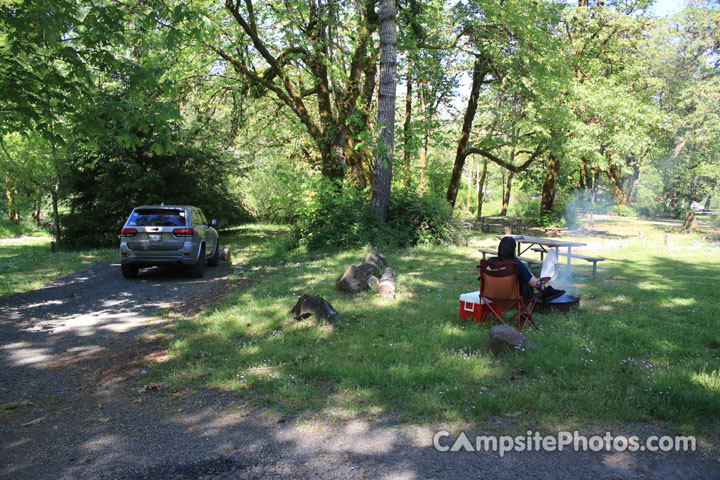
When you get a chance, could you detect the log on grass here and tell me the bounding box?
[377,268,397,298]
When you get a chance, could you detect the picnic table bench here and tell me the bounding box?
[478,248,543,270]
[479,216,523,234]
[531,247,604,277]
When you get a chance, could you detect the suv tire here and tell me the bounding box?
[208,239,220,267]
[121,264,139,279]
[188,244,206,278]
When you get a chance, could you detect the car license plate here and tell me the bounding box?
[148,234,162,242]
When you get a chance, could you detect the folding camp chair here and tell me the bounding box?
[477,259,544,333]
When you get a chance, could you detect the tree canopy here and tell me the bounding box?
[2,0,719,246]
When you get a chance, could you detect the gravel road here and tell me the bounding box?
[1,263,718,479]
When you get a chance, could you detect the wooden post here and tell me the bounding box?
[665,233,669,245]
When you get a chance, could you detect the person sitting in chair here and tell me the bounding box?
[488,236,564,301]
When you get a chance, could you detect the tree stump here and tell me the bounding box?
[336,265,369,293]
[682,211,699,231]
[377,267,396,298]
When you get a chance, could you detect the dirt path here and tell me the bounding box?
[1,264,718,479]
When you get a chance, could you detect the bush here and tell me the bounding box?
[610,204,636,217]
[539,204,567,228]
[60,137,251,248]
[508,195,540,224]
[292,178,461,250]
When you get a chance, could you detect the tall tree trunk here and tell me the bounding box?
[466,157,474,212]
[501,171,513,216]
[418,87,428,196]
[501,172,506,208]
[446,58,488,208]
[704,195,712,211]
[540,154,561,217]
[403,71,413,188]
[51,180,60,245]
[607,160,627,206]
[476,158,488,220]
[625,161,641,206]
[370,0,397,221]
[5,176,19,222]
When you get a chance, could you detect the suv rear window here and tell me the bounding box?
[127,209,186,227]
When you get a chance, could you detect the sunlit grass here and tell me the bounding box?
[145,219,720,433]
[0,236,115,297]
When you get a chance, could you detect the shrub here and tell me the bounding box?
[539,204,567,228]
[610,204,636,217]
[292,179,460,250]
[508,195,540,224]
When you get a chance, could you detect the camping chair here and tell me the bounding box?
[477,259,544,333]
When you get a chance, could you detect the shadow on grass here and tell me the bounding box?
[150,238,720,432]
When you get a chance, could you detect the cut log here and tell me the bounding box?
[377,267,396,298]
[287,294,339,324]
[336,265,369,293]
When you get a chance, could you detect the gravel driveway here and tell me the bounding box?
[1,263,718,479]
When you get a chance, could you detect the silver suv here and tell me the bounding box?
[120,205,220,278]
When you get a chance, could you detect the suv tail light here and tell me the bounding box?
[172,228,194,237]
[121,228,137,237]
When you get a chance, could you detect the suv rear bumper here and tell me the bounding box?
[120,242,202,267]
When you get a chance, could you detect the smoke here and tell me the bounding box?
[539,249,576,296]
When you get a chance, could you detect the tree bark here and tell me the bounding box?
[540,154,562,216]
[370,0,397,222]
[51,181,60,245]
[476,158,488,220]
[446,58,488,208]
[418,87,428,196]
[403,70,413,188]
[501,171,513,216]
[467,157,474,211]
[607,159,627,206]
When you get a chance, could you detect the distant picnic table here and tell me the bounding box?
[479,216,524,234]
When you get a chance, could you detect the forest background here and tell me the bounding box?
[1,0,719,249]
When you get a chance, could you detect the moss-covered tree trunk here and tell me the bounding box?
[446,58,488,208]
[540,154,562,217]
[476,158,488,220]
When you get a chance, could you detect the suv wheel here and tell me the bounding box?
[208,239,220,267]
[121,264,139,279]
[188,244,206,278]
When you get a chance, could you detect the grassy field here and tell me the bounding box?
[0,236,116,298]
[142,220,720,433]
[2,221,718,433]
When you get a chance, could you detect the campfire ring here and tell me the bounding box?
[534,293,580,314]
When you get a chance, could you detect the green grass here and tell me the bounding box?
[0,236,115,297]
[145,220,720,433]
[0,217,48,238]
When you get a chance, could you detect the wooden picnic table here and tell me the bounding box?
[480,216,523,234]
[497,234,587,271]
